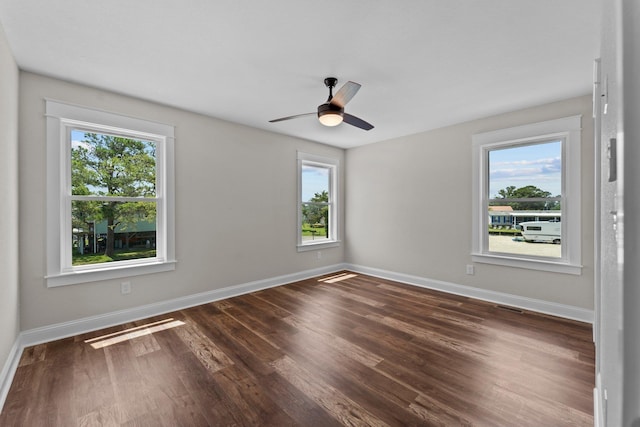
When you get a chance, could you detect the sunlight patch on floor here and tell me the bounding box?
[319,273,358,283]
[84,318,185,349]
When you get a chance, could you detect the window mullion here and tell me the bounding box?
[70,195,159,203]
[489,197,562,203]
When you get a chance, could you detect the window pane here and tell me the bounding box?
[72,200,157,265]
[71,130,156,197]
[487,140,562,258]
[301,202,330,242]
[301,164,329,203]
[488,140,562,200]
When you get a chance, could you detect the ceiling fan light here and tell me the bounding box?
[317,103,344,127]
[318,111,343,126]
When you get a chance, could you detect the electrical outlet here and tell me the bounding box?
[121,281,131,295]
[466,265,475,275]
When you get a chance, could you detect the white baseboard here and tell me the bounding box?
[594,387,601,427]
[0,335,23,414]
[344,263,594,323]
[594,373,604,427]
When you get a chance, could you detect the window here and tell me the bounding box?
[46,100,175,286]
[472,115,582,274]
[297,152,339,250]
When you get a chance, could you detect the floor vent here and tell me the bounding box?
[496,305,524,314]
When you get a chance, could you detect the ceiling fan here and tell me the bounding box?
[269,77,374,131]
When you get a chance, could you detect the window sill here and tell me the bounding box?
[471,253,582,275]
[297,240,341,252]
[46,259,177,287]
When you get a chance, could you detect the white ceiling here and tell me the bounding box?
[0,0,601,149]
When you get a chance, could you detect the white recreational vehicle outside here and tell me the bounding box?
[517,220,561,244]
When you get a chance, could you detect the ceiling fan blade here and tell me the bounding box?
[330,81,361,108]
[343,113,374,131]
[269,112,315,123]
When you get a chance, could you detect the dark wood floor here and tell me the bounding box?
[0,272,595,426]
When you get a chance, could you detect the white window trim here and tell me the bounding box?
[297,152,340,251]
[45,99,176,287]
[471,115,582,275]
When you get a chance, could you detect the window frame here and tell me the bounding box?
[45,100,176,287]
[297,152,340,251]
[471,115,582,275]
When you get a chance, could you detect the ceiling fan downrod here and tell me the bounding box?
[324,77,338,102]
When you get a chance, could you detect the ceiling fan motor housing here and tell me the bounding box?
[318,102,343,116]
[317,102,344,126]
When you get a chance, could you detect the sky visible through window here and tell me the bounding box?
[489,140,562,199]
[72,130,88,149]
[302,165,329,202]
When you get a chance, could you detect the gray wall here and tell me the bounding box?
[19,72,345,330]
[0,22,20,372]
[345,95,594,309]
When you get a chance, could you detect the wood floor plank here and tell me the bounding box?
[71,334,118,421]
[172,317,235,374]
[211,365,299,426]
[124,321,162,357]
[151,322,251,426]
[186,305,283,374]
[263,313,424,425]
[259,371,345,427]
[0,271,595,426]
[17,343,47,367]
[133,348,210,426]
[272,355,390,427]
[281,314,385,368]
[103,338,159,424]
